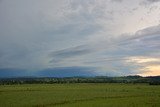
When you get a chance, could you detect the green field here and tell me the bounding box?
[0,83,160,107]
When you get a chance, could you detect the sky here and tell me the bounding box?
[0,0,160,77]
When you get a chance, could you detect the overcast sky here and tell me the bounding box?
[0,0,160,77]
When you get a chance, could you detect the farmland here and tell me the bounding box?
[0,83,160,107]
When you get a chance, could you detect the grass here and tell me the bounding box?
[0,83,160,107]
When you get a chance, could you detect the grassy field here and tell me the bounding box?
[0,83,160,107]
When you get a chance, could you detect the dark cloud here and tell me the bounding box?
[140,0,160,6]
[49,24,160,75]
[36,67,97,77]
[0,69,28,78]
[0,67,97,78]
[49,45,92,63]
[117,25,160,56]
[147,0,160,3]
[0,0,160,77]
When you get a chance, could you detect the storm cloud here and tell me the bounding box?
[0,0,160,77]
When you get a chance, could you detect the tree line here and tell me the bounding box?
[0,76,160,85]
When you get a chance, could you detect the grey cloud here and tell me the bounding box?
[48,24,160,75]
[89,24,160,71]
[146,0,160,3]
[46,23,160,75]
[140,0,160,6]
[135,24,160,36]
[116,25,160,48]
[0,0,160,76]
[0,0,102,70]
[111,0,123,3]
[49,45,93,63]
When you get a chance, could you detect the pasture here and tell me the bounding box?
[0,83,160,107]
